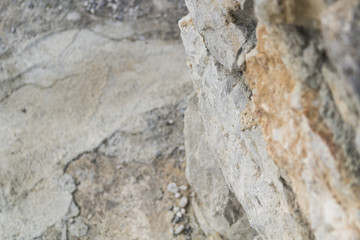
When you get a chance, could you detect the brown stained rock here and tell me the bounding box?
[255,0,326,28]
[245,24,360,239]
[181,0,360,239]
[180,15,304,239]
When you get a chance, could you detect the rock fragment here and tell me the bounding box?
[176,212,182,218]
[174,224,185,235]
[167,119,175,125]
[179,196,188,208]
[173,206,180,213]
[181,208,186,214]
[167,182,179,194]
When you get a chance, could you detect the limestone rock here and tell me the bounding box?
[184,0,257,70]
[184,91,258,240]
[0,10,193,240]
[180,0,360,239]
[180,15,310,239]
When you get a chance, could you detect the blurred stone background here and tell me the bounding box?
[0,0,205,239]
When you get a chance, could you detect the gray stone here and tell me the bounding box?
[176,212,183,218]
[167,182,179,194]
[173,206,180,213]
[66,11,81,21]
[184,0,257,71]
[179,196,188,208]
[68,217,88,237]
[180,0,360,239]
[181,208,186,214]
[174,224,185,235]
[0,15,192,240]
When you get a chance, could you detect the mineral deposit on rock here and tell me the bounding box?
[180,0,360,239]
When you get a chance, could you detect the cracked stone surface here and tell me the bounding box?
[0,0,204,239]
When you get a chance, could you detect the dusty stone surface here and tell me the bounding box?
[3,0,360,239]
[184,90,259,240]
[184,0,257,70]
[0,0,207,239]
[180,15,310,239]
[180,0,360,239]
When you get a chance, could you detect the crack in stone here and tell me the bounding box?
[63,130,121,173]
[20,30,67,54]
[0,64,38,84]
[86,27,147,42]
[0,73,80,104]
[59,29,81,61]
[0,64,38,103]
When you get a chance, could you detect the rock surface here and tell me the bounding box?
[2,0,360,239]
[0,0,207,239]
[180,0,360,239]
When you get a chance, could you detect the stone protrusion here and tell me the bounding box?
[180,0,360,239]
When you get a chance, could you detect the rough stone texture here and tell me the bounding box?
[180,0,360,239]
[0,29,189,239]
[184,0,257,70]
[0,1,207,239]
[184,92,258,240]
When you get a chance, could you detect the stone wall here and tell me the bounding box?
[180,0,360,239]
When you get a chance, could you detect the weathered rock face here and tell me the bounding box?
[180,0,360,239]
[184,92,258,240]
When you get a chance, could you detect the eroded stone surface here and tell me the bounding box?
[0,1,197,238]
[180,15,311,239]
[180,0,360,239]
[184,0,257,70]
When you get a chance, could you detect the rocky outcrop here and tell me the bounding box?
[180,0,360,239]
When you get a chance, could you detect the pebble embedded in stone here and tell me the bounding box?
[66,11,81,21]
[175,192,181,198]
[167,119,175,125]
[174,224,185,235]
[176,212,182,218]
[179,196,188,208]
[173,215,182,224]
[173,206,180,213]
[179,185,188,191]
[167,182,178,194]
[181,208,186,214]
